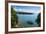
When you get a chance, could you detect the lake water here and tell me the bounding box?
[16,13,39,27]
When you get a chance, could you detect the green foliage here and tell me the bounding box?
[11,7,18,28]
[35,13,41,27]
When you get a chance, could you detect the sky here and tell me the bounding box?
[11,5,41,26]
[11,6,41,13]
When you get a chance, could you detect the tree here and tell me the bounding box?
[35,13,41,27]
[11,7,18,28]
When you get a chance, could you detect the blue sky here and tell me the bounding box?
[11,6,41,13]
